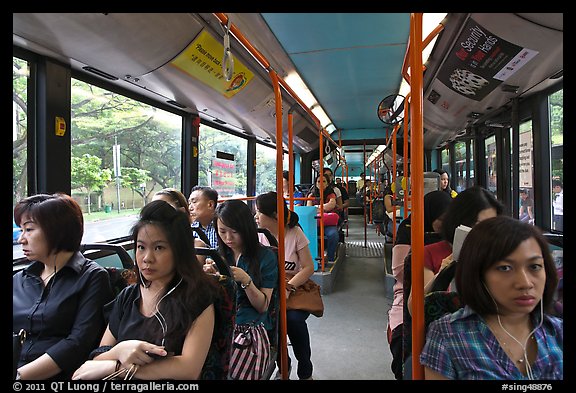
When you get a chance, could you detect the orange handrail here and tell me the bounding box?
[404,93,410,216]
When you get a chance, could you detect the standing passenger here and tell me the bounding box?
[13,193,114,379]
[421,216,563,379]
[72,200,220,380]
[552,179,563,231]
[255,192,315,380]
[213,200,279,379]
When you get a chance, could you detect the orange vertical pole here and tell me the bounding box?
[391,124,398,244]
[268,71,289,381]
[409,13,425,381]
[404,93,410,216]
[288,111,294,210]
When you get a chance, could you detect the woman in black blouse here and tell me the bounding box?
[73,200,220,380]
[13,193,114,379]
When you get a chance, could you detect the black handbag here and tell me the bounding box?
[13,329,26,379]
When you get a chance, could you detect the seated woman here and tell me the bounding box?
[421,216,563,380]
[306,173,339,263]
[73,200,220,380]
[13,193,115,380]
[408,186,504,313]
[255,191,315,380]
[388,190,452,380]
[212,200,279,380]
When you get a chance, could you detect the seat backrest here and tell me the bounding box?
[261,245,280,380]
[80,243,136,296]
[424,291,462,331]
[200,273,237,380]
[258,228,279,248]
[191,226,212,248]
[401,233,444,379]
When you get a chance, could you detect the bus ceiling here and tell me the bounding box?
[13,13,562,154]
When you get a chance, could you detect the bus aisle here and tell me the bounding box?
[280,214,394,380]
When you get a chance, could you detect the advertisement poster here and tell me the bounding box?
[437,18,538,101]
[211,157,236,196]
[170,30,254,98]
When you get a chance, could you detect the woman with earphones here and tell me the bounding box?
[73,200,220,380]
[13,193,115,379]
[420,216,563,380]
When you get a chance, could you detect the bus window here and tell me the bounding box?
[198,123,247,198]
[518,120,534,224]
[256,143,288,195]
[550,89,563,232]
[71,79,183,242]
[485,135,497,198]
[454,141,466,192]
[13,56,28,210]
[441,147,450,177]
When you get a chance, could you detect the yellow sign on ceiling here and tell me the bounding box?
[170,30,254,98]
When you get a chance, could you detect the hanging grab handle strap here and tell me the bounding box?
[222,18,234,81]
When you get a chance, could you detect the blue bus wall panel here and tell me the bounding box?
[294,205,319,271]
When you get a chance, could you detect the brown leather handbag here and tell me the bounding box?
[286,278,324,317]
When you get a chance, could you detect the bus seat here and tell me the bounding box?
[80,243,136,296]
[424,291,462,331]
[261,245,280,380]
[294,206,318,270]
[200,273,237,379]
[192,227,212,248]
[258,227,279,247]
[195,247,237,379]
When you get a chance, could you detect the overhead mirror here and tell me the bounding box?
[377,94,405,125]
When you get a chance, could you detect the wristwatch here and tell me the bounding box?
[241,279,252,289]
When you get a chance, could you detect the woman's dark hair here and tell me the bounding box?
[14,193,84,253]
[214,200,263,286]
[256,191,300,228]
[423,190,453,233]
[433,168,454,195]
[456,216,558,316]
[441,186,504,243]
[131,200,218,349]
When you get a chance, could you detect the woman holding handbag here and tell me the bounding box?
[255,192,316,380]
[306,173,339,263]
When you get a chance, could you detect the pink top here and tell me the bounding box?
[258,226,310,274]
[388,244,411,331]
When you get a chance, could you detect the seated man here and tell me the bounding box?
[188,186,219,248]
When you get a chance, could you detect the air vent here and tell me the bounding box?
[297,126,319,144]
[212,119,226,125]
[549,70,563,79]
[501,84,519,93]
[82,66,118,81]
[166,100,186,108]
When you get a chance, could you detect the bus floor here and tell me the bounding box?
[276,214,394,380]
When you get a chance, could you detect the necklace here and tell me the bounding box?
[42,270,56,285]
